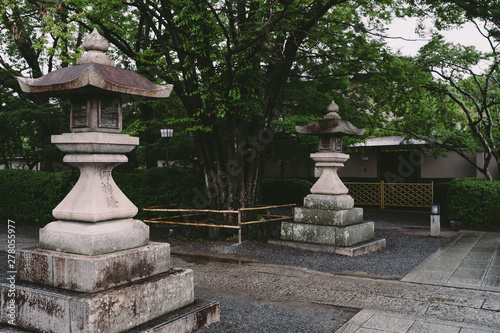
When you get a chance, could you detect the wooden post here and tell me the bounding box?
[238,209,242,244]
[431,181,434,205]
[381,180,385,209]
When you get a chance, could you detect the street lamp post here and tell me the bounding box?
[160,128,173,206]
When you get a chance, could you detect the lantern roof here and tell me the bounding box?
[296,101,365,136]
[17,29,172,100]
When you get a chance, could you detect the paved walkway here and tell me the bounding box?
[402,231,500,290]
[338,231,500,333]
[338,309,499,333]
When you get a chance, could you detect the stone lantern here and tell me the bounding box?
[8,29,219,332]
[296,101,365,195]
[275,101,386,256]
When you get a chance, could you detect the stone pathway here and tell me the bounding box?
[402,231,500,291]
[337,231,500,332]
[337,309,499,333]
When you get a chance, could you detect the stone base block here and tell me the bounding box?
[128,298,220,333]
[39,219,149,255]
[269,238,386,257]
[0,269,194,333]
[281,221,374,246]
[16,243,170,292]
[0,298,219,333]
[303,194,354,210]
[294,207,363,226]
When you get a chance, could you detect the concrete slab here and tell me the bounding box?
[303,194,354,210]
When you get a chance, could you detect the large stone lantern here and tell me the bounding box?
[17,28,173,248]
[6,29,219,332]
[275,101,386,256]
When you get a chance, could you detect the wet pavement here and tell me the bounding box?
[168,236,500,332]
[403,231,500,291]
[0,225,499,332]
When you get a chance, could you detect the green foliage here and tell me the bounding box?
[0,169,77,224]
[447,178,500,229]
[0,167,204,224]
[260,178,314,205]
[114,166,204,220]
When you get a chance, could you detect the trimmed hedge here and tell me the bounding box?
[0,167,203,225]
[0,169,77,224]
[447,178,500,230]
[260,178,314,205]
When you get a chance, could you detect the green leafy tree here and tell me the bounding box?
[0,0,74,171]
[416,35,499,180]
[68,0,397,209]
[2,0,404,208]
[357,0,500,180]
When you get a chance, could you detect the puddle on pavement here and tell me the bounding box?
[172,253,255,266]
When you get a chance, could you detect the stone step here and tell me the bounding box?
[0,269,194,333]
[17,242,170,293]
[294,207,363,226]
[281,221,374,246]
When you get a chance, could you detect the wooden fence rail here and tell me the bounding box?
[143,204,295,243]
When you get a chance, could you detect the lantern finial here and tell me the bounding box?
[77,28,114,66]
[325,100,341,119]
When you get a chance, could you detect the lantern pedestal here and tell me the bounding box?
[309,152,350,195]
[279,152,386,256]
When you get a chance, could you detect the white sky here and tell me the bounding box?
[384,17,492,56]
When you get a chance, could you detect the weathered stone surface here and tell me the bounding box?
[39,219,149,255]
[128,299,220,333]
[309,152,350,195]
[303,194,354,210]
[294,207,363,226]
[281,221,374,246]
[0,269,194,333]
[269,238,386,257]
[52,132,139,154]
[52,154,138,222]
[431,215,440,237]
[17,243,170,292]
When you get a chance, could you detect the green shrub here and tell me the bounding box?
[0,167,204,225]
[114,166,204,220]
[434,181,451,226]
[447,178,500,230]
[260,178,313,205]
[0,169,77,224]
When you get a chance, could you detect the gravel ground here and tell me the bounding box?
[194,290,357,333]
[149,209,453,332]
[152,209,451,279]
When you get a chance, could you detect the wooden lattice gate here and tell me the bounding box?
[345,181,433,209]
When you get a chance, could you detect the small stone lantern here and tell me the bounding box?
[276,101,386,255]
[296,101,364,195]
